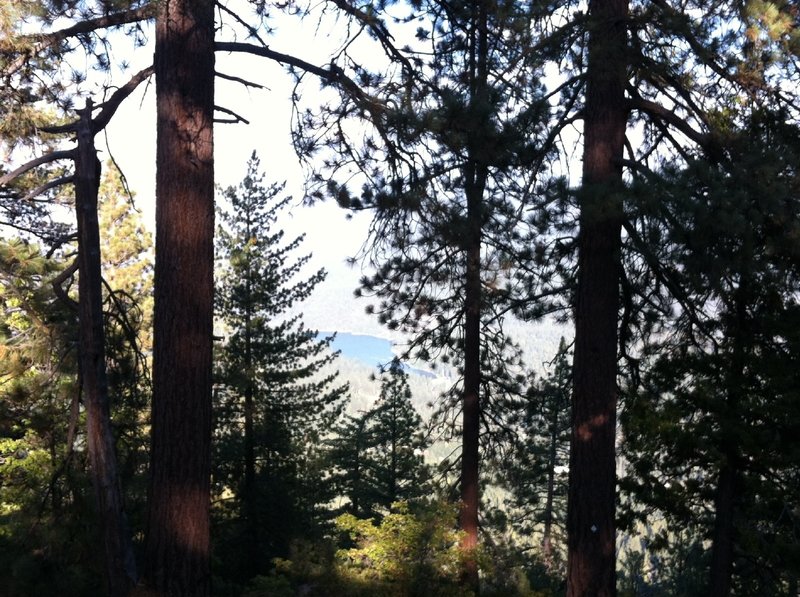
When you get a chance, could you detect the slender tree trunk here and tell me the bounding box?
[242,218,260,578]
[709,461,736,596]
[709,282,748,596]
[145,0,215,594]
[542,401,559,570]
[461,199,481,591]
[76,101,138,597]
[460,4,489,591]
[389,407,397,504]
[567,1,628,595]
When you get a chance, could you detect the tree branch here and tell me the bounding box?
[21,175,74,202]
[51,258,79,312]
[627,94,711,152]
[0,150,76,187]
[92,65,155,133]
[23,4,156,47]
[216,70,266,90]
[215,41,337,81]
[214,105,249,124]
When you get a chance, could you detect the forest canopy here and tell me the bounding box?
[0,1,798,596]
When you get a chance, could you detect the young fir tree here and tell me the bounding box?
[327,413,374,519]
[213,152,348,582]
[327,359,429,520]
[365,359,430,514]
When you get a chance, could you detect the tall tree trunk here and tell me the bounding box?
[389,407,397,504]
[542,400,559,570]
[145,0,215,594]
[709,461,736,596]
[243,266,259,577]
[460,3,489,591]
[242,364,259,576]
[709,281,748,596]
[76,101,138,597]
[567,1,628,595]
[460,190,481,591]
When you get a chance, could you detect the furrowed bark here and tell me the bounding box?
[566,1,629,595]
[145,0,215,593]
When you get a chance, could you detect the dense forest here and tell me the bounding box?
[1,1,799,596]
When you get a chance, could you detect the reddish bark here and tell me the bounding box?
[144,0,215,594]
[566,1,629,595]
[458,3,489,590]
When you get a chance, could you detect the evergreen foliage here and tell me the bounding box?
[498,338,571,573]
[213,153,349,581]
[328,359,430,520]
[0,167,153,594]
[620,109,800,594]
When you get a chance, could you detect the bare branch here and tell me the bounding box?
[216,70,266,90]
[0,150,76,187]
[328,0,417,78]
[91,65,155,133]
[215,2,268,47]
[51,258,79,311]
[214,105,250,124]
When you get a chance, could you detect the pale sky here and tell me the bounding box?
[94,18,381,336]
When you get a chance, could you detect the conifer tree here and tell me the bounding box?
[499,338,571,573]
[327,413,376,520]
[327,360,429,520]
[366,359,430,513]
[293,4,554,585]
[213,152,348,581]
[620,110,800,595]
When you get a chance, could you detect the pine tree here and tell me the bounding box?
[294,4,553,584]
[620,109,800,595]
[366,359,430,513]
[213,152,348,581]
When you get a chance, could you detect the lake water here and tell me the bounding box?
[319,331,434,378]
[322,331,396,366]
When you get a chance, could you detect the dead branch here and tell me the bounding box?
[216,70,267,90]
[91,65,155,133]
[51,258,79,311]
[214,105,250,124]
[0,150,75,187]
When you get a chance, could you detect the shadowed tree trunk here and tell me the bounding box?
[76,100,138,597]
[460,178,482,589]
[709,281,748,596]
[542,396,560,570]
[567,1,628,595]
[459,3,490,590]
[144,0,215,593]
